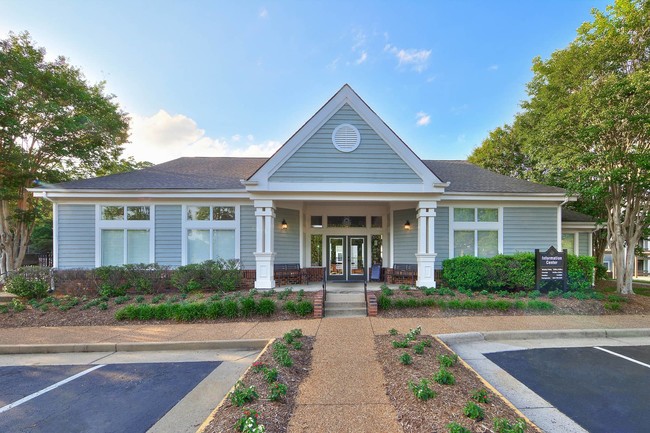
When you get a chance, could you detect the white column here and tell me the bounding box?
[416,201,438,287]
[254,200,276,289]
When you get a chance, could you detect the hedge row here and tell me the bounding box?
[115,297,313,321]
[377,294,553,311]
[441,253,597,292]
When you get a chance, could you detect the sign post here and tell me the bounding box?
[535,246,567,293]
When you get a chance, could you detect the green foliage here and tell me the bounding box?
[437,353,459,368]
[463,401,485,421]
[256,298,276,316]
[388,328,399,336]
[433,367,456,385]
[399,352,413,365]
[471,389,490,404]
[604,301,621,311]
[229,381,259,407]
[447,422,471,433]
[494,418,527,433]
[234,409,265,433]
[171,259,241,292]
[413,342,425,355]
[377,294,392,310]
[408,379,436,401]
[5,271,49,299]
[381,285,394,296]
[277,288,292,300]
[263,367,278,384]
[287,300,313,317]
[239,296,257,317]
[268,381,288,402]
[11,298,25,312]
[272,341,293,367]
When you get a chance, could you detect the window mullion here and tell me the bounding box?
[123,229,128,265]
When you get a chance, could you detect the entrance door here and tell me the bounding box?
[327,236,366,281]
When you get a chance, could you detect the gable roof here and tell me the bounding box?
[45,157,266,190]
[423,160,566,194]
[245,84,446,192]
[562,208,596,223]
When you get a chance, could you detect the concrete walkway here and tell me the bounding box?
[287,318,402,433]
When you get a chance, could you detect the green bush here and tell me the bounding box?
[494,418,527,433]
[377,294,392,310]
[256,298,276,316]
[223,298,240,318]
[443,253,596,292]
[433,367,455,385]
[447,422,471,433]
[463,401,484,421]
[5,272,49,300]
[408,379,436,401]
[239,297,257,317]
[293,300,313,316]
[171,259,241,292]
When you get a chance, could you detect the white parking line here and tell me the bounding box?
[593,347,650,369]
[0,364,105,414]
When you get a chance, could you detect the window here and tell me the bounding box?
[98,205,152,265]
[185,205,237,264]
[371,216,383,228]
[327,216,366,228]
[451,207,500,258]
[311,216,323,228]
[562,233,576,254]
[311,234,323,266]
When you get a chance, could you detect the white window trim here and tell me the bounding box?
[561,231,580,255]
[449,207,503,258]
[95,204,155,267]
[181,204,240,265]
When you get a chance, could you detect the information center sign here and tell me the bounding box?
[535,246,567,292]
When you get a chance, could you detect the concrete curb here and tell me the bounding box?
[0,339,269,354]
[438,328,650,345]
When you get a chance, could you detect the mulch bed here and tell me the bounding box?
[0,290,317,328]
[377,289,650,318]
[376,333,538,433]
[204,335,314,433]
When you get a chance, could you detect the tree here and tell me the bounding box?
[0,32,130,276]
[470,0,650,294]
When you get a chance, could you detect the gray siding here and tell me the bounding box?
[393,209,417,264]
[434,207,449,269]
[503,207,558,254]
[270,104,422,184]
[240,205,256,270]
[578,232,590,256]
[154,205,182,266]
[274,208,300,264]
[58,204,95,269]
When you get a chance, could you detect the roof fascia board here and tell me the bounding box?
[30,190,251,200]
[263,181,446,193]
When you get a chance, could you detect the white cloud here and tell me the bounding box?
[259,7,268,18]
[126,110,281,164]
[356,51,368,65]
[384,44,431,72]
[416,111,431,127]
[488,64,499,71]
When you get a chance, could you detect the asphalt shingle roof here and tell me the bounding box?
[562,208,596,223]
[47,157,566,194]
[423,160,566,194]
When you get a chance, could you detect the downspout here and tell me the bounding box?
[42,192,56,292]
[558,197,569,250]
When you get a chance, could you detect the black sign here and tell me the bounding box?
[535,246,567,292]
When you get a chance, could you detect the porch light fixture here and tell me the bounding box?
[404,220,411,230]
[281,219,288,230]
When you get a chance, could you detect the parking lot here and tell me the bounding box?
[486,345,650,433]
[0,348,259,433]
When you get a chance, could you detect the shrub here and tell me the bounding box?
[526,300,553,311]
[229,381,259,407]
[438,353,458,368]
[433,367,455,385]
[272,341,293,367]
[494,418,527,433]
[240,297,257,317]
[99,283,127,298]
[413,342,425,355]
[284,300,296,314]
[171,259,241,292]
[604,301,621,311]
[463,401,484,421]
[256,298,276,316]
[268,382,288,402]
[408,379,436,401]
[5,273,49,300]
[377,294,392,309]
[441,255,490,291]
[399,352,413,365]
[388,328,399,336]
[447,423,471,433]
[234,409,265,433]
[471,388,490,403]
[223,299,239,318]
[293,301,313,316]
[263,367,278,383]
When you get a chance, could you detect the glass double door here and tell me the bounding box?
[327,236,366,281]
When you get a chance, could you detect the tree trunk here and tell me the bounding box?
[0,199,33,277]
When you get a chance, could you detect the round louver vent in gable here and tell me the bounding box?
[332,123,360,152]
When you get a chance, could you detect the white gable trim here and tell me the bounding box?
[246,85,447,192]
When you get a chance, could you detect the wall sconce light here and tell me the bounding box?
[281,219,288,230]
[404,220,411,230]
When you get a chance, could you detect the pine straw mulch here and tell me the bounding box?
[203,335,314,433]
[376,333,540,433]
[0,290,316,328]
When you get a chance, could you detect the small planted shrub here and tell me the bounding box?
[293,300,313,316]
[447,423,471,433]
[494,417,527,433]
[392,339,410,349]
[399,352,413,365]
[413,342,425,355]
[240,296,257,317]
[463,401,485,421]
[268,381,288,402]
[437,353,458,368]
[171,259,241,292]
[377,294,392,310]
[604,301,621,311]
[388,328,399,336]
[234,408,265,433]
[277,288,292,300]
[433,367,455,385]
[263,367,278,384]
[471,388,490,404]
[408,379,436,401]
[256,298,276,316]
[229,381,259,407]
[405,326,421,341]
[223,299,239,318]
[272,341,293,367]
[5,273,49,300]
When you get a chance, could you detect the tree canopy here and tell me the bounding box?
[0,32,132,275]
[469,0,650,293]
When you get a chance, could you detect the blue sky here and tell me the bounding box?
[1,0,609,163]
